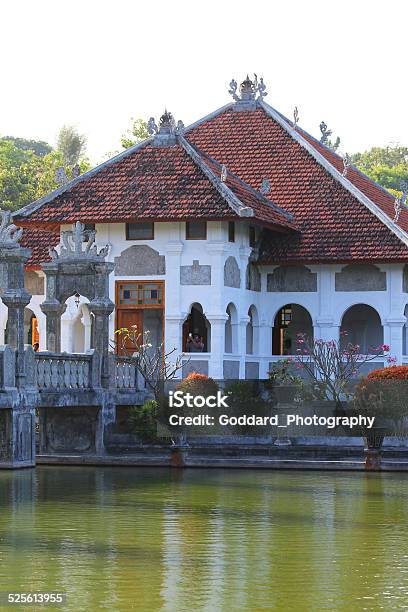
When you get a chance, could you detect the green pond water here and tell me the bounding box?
[0,467,407,612]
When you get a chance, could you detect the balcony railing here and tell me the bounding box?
[36,353,92,390]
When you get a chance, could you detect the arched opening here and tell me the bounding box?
[23,308,39,348]
[340,304,383,354]
[225,303,238,353]
[183,303,211,352]
[72,303,92,353]
[272,304,313,355]
[246,305,259,355]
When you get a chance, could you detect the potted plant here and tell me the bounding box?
[353,366,408,469]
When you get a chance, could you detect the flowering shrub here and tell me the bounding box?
[291,333,392,403]
[367,366,408,380]
[176,372,219,397]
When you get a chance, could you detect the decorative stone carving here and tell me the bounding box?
[224,256,241,288]
[246,263,261,292]
[180,260,211,285]
[114,245,165,276]
[49,221,110,261]
[267,265,317,292]
[335,265,386,292]
[25,271,44,295]
[229,75,267,111]
[0,211,23,248]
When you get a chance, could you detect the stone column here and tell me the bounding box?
[258,318,272,379]
[238,315,250,379]
[39,301,67,353]
[384,318,405,365]
[89,299,115,387]
[207,314,228,380]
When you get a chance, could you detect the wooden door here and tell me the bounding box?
[117,310,144,355]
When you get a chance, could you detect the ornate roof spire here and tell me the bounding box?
[229,74,267,111]
[148,110,181,147]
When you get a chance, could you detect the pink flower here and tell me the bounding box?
[387,356,397,364]
[381,344,390,352]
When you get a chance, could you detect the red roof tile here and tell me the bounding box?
[19,226,59,268]
[187,105,408,263]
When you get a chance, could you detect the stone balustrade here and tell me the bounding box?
[115,356,138,389]
[36,352,93,390]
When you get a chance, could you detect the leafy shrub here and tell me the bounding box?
[129,400,160,443]
[367,365,408,380]
[176,372,219,398]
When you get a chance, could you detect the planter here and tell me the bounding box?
[364,427,387,470]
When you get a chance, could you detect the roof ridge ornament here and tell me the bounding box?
[394,181,408,223]
[148,110,181,146]
[342,153,352,177]
[229,74,267,111]
[293,106,299,130]
[49,221,110,261]
[220,164,228,182]
[260,178,271,195]
[0,210,23,248]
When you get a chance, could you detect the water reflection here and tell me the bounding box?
[0,468,407,611]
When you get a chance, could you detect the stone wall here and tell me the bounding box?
[335,264,386,291]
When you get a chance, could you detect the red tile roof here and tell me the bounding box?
[19,226,59,268]
[15,98,408,264]
[187,105,408,263]
[15,140,294,233]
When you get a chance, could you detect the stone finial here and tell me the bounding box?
[55,167,68,186]
[48,221,110,261]
[159,110,175,134]
[342,153,352,177]
[319,121,331,145]
[400,180,408,205]
[293,106,299,130]
[229,74,268,109]
[72,164,81,179]
[220,164,228,182]
[394,197,402,223]
[147,117,158,135]
[260,178,271,195]
[176,120,185,134]
[0,211,23,248]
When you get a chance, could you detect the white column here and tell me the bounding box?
[207,314,228,379]
[258,318,272,379]
[164,240,183,355]
[384,318,405,365]
[238,315,250,379]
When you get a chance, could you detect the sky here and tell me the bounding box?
[1,0,407,164]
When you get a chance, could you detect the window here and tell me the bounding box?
[228,221,235,243]
[126,222,154,240]
[249,226,256,248]
[186,221,207,240]
[118,282,163,306]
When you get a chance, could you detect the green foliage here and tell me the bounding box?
[56,125,87,167]
[351,146,408,194]
[0,134,91,211]
[129,400,160,443]
[121,117,149,149]
[2,136,52,157]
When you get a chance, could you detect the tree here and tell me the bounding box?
[56,125,87,167]
[351,145,408,195]
[121,117,149,149]
[2,136,52,157]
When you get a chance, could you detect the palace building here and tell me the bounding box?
[9,75,408,379]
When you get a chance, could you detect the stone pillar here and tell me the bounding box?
[238,315,250,379]
[207,314,228,380]
[40,301,67,353]
[384,318,405,365]
[89,299,115,388]
[0,241,32,386]
[258,319,272,379]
